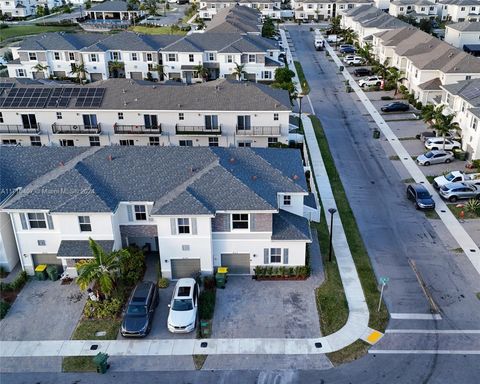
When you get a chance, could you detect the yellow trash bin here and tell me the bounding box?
[35,264,48,280]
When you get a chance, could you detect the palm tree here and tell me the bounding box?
[140,0,158,16]
[357,42,372,64]
[341,28,358,45]
[431,109,460,150]
[372,58,390,81]
[32,63,49,77]
[70,63,88,83]
[329,15,342,35]
[76,239,124,298]
[232,63,246,81]
[108,60,124,78]
[151,63,165,81]
[421,103,436,125]
[194,64,209,82]
[387,67,406,96]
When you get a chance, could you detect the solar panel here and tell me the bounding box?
[0,83,14,89]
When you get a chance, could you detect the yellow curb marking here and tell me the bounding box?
[366,330,383,344]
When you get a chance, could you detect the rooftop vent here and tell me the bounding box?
[122,89,126,94]
[59,161,64,167]
[252,175,257,180]
[107,155,113,161]
[292,174,299,180]
[152,85,156,89]
[134,98,138,102]
[229,157,236,163]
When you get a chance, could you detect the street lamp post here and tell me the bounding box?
[328,208,337,262]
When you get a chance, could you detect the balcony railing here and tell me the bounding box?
[236,126,281,136]
[114,124,162,135]
[0,124,40,135]
[175,124,222,135]
[52,123,101,134]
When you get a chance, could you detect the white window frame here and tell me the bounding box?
[248,54,256,63]
[27,212,47,229]
[231,213,249,230]
[283,195,291,206]
[89,54,98,62]
[54,52,60,60]
[29,52,37,61]
[134,205,147,221]
[78,216,92,232]
[177,218,190,234]
[270,248,282,263]
[131,52,138,61]
[146,53,153,62]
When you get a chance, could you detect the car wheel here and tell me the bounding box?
[415,203,420,210]
[453,146,459,150]
[424,161,430,166]
[431,147,438,150]
[376,82,381,86]
[445,158,452,163]
[449,196,458,203]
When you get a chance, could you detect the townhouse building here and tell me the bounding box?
[0,0,61,18]
[292,0,372,21]
[440,79,480,158]
[6,30,282,83]
[1,146,317,278]
[388,0,439,21]
[445,21,480,55]
[203,4,263,34]
[0,77,292,148]
[198,0,281,19]
[438,0,480,22]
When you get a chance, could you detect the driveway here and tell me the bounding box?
[212,228,323,339]
[0,279,86,341]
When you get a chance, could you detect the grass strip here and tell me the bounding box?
[193,354,208,370]
[129,25,187,35]
[310,115,389,364]
[294,61,310,94]
[62,356,96,372]
[0,25,79,41]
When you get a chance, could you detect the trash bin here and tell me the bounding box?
[200,320,210,337]
[373,129,381,139]
[339,66,344,72]
[46,265,59,281]
[217,267,228,283]
[34,264,47,281]
[93,352,109,374]
[215,273,226,289]
[454,149,467,161]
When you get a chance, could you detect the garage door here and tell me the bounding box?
[171,259,201,279]
[32,254,62,267]
[130,72,143,80]
[89,73,103,82]
[221,253,250,275]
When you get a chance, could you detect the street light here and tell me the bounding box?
[328,208,337,262]
[298,93,304,128]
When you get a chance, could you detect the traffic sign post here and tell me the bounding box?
[378,277,389,312]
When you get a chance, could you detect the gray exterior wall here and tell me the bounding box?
[250,213,272,232]
[120,224,158,247]
[212,213,230,232]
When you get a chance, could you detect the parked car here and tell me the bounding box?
[340,46,356,54]
[339,44,354,50]
[416,150,454,166]
[424,138,461,151]
[406,184,435,210]
[346,57,365,66]
[353,68,373,77]
[439,182,480,202]
[121,281,159,337]
[358,76,382,87]
[433,171,480,189]
[381,102,410,112]
[419,130,458,142]
[167,278,199,333]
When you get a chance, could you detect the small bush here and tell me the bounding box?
[471,159,480,169]
[198,290,216,320]
[416,101,423,110]
[83,298,122,319]
[0,300,11,319]
[381,96,393,100]
[119,246,145,285]
[464,199,480,214]
[203,276,216,290]
[0,271,28,292]
[158,277,169,289]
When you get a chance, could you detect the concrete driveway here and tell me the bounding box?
[0,279,86,341]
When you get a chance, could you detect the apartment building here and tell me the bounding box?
[389,0,439,21]
[1,146,317,278]
[440,79,480,158]
[292,0,372,21]
[0,77,291,148]
[438,0,480,22]
[198,0,281,19]
[445,21,480,54]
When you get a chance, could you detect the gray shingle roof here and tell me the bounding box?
[418,77,442,90]
[448,21,480,32]
[441,78,480,107]
[57,240,114,257]
[4,147,308,215]
[272,210,312,241]
[205,5,261,34]
[304,193,317,209]
[89,0,132,12]
[18,32,107,51]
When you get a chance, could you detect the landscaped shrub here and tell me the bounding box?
[415,101,423,110]
[472,159,480,169]
[465,199,480,215]
[0,300,11,320]
[158,277,169,289]
[203,276,216,290]
[199,290,216,320]
[381,96,393,101]
[118,246,145,285]
[0,271,28,293]
[83,298,122,319]
[254,266,310,280]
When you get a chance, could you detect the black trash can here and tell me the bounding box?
[373,129,381,139]
[46,265,59,281]
[93,352,109,374]
[339,66,344,72]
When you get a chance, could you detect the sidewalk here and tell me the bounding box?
[323,39,480,276]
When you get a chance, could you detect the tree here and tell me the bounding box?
[232,63,246,81]
[140,0,159,16]
[76,239,125,298]
[262,17,275,38]
[341,28,358,45]
[372,58,390,81]
[357,42,372,64]
[70,63,88,82]
[421,103,436,125]
[387,67,406,96]
[430,107,460,150]
[328,15,342,35]
[108,60,124,78]
[272,67,296,98]
[33,63,49,77]
[151,63,164,81]
[194,64,209,81]
[418,19,432,34]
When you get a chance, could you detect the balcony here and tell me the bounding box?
[52,123,101,134]
[236,126,281,136]
[175,124,222,135]
[114,124,162,135]
[0,124,40,135]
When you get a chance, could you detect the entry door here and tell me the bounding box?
[83,114,97,128]
[144,114,158,128]
[237,115,251,130]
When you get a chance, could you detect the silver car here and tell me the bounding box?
[416,150,454,166]
[439,182,480,202]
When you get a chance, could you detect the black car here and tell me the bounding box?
[340,47,356,54]
[381,102,410,112]
[353,68,373,77]
[406,184,435,210]
[121,281,159,337]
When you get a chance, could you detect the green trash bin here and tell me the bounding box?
[215,273,226,289]
[373,129,381,139]
[93,352,109,374]
[339,66,344,72]
[34,264,47,281]
[46,265,59,281]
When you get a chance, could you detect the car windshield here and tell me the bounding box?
[424,152,434,158]
[445,172,455,181]
[172,299,193,311]
[417,191,431,199]
[127,305,147,316]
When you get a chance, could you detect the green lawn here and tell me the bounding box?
[62,356,97,373]
[129,25,187,35]
[294,61,310,95]
[0,25,79,42]
[310,115,389,365]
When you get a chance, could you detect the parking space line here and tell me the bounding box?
[390,313,442,320]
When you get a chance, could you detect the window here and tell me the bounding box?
[56,112,62,120]
[29,52,37,61]
[179,140,193,146]
[237,115,251,130]
[308,4,312,8]
[69,52,75,61]
[238,141,251,147]
[83,114,97,128]
[167,53,177,62]
[270,248,281,263]
[146,53,153,62]
[268,137,278,147]
[54,52,60,60]
[149,136,160,146]
[248,54,256,63]
[472,118,478,131]
[2,139,17,145]
[134,205,147,221]
[21,114,38,129]
[274,113,279,121]
[120,139,134,146]
[262,71,272,80]
[37,240,46,246]
[226,55,233,63]
[205,115,219,130]
[466,75,472,80]
[400,7,404,11]
[283,195,291,206]
[207,52,215,61]
[177,218,190,234]
[60,139,74,147]
[421,7,425,11]
[89,54,98,62]
[111,51,121,61]
[0,112,3,123]
[232,213,249,229]
[16,68,26,77]
[144,114,158,128]
[28,213,47,229]
[118,112,124,120]
[131,52,138,61]
[189,54,194,62]
[179,112,184,120]
[208,137,219,147]
[30,136,41,146]
[89,136,100,146]
[461,7,465,11]
[78,216,92,232]
[182,244,190,251]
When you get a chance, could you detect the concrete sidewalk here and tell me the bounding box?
[323,40,480,276]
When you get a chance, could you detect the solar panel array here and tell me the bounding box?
[0,86,106,109]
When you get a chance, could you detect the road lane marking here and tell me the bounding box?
[369,350,480,355]
[386,329,480,334]
[390,313,442,320]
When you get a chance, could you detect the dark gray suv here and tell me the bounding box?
[406,184,435,210]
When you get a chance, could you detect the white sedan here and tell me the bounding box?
[424,138,461,151]
[167,278,199,333]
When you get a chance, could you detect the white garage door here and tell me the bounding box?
[32,254,62,267]
[221,253,250,275]
[171,259,201,280]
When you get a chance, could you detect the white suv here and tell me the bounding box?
[424,138,461,151]
[344,56,365,66]
[358,76,382,87]
[167,278,199,333]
